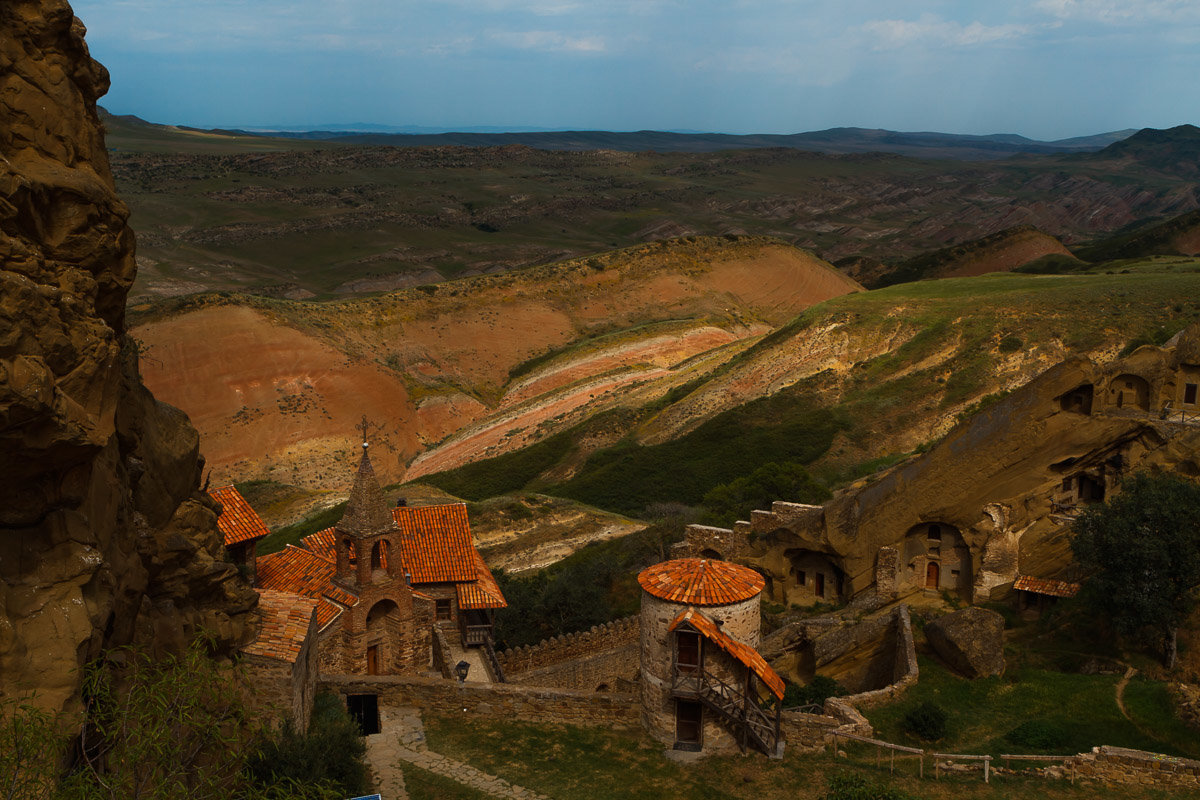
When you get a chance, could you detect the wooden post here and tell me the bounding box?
[984,756,990,784]
[919,752,924,779]
[890,748,895,774]
[876,744,880,767]
[935,758,940,780]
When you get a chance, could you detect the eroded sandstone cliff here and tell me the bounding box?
[0,0,256,715]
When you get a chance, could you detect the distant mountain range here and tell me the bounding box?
[234,125,1139,160]
[100,108,1136,161]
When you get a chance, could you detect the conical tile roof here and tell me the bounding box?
[338,444,398,537]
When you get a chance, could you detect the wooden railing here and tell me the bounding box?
[482,634,506,684]
[462,623,492,646]
[673,666,779,755]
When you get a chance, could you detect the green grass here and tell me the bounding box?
[396,762,494,800]
[422,432,574,502]
[416,713,1197,800]
[864,657,1200,759]
[257,501,346,555]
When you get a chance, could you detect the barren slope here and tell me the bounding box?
[135,236,860,487]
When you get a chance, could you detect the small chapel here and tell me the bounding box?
[214,433,506,685]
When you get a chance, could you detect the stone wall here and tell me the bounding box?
[1068,746,1200,789]
[676,524,754,561]
[319,674,639,729]
[505,643,638,692]
[498,616,638,675]
[835,605,918,709]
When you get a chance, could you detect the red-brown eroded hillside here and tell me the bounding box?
[135,237,861,488]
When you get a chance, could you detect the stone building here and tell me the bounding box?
[209,484,270,583]
[240,589,321,730]
[638,558,784,756]
[232,441,505,682]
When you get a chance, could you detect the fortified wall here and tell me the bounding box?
[497,616,639,692]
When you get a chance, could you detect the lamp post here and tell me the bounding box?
[455,660,470,683]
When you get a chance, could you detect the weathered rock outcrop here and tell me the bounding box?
[925,607,1006,678]
[0,0,256,715]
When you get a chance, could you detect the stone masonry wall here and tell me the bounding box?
[1068,746,1200,789]
[319,674,639,729]
[505,643,638,692]
[498,616,638,675]
[835,605,918,709]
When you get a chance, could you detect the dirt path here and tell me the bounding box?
[1114,664,1138,721]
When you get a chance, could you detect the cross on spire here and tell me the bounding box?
[357,414,370,448]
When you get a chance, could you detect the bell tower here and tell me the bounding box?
[334,418,401,589]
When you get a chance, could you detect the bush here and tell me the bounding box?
[782,675,848,709]
[821,773,915,800]
[1004,718,1069,750]
[997,334,1023,353]
[246,693,367,798]
[902,701,949,741]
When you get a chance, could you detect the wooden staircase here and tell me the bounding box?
[673,667,780,755]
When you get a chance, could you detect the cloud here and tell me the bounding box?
[489,30,606,53]
[1034,0,1200,24]
[861,14,1035,50]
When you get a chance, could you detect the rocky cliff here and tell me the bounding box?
[0,0,256,715]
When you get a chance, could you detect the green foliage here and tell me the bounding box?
[997,334,1023,352]
[1070,472,1200,665]
[422,432,573,501]
[901,701,948,741]
[0,640,341,800]
[1004,719,1069,750]
[0,697,67,800]
[1117,320,1187,356]
[701,461,831,526]
[258,502,346,555]
[821,773,915,800]
[551,397,846,515]
[1014,253,1088,274]
[245,694,367,797]
[782,675,847,709]
[493,518,685,649]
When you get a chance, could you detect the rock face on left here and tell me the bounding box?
[0,0,257,715]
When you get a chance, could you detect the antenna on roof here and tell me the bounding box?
[357,414,370,449]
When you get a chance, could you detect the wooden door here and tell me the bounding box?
[366,645,379,675]
[676,700,702,745]
[815,572,825,598]
[925,562,940,589]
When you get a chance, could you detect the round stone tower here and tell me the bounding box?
[637,557,768,753]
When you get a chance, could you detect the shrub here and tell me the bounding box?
[1004,718,1069,750]
[246,693,367,797]
[902,701,949,741]
[782,675,847,709]
[821,773,915,800]
[997,334,1023,353]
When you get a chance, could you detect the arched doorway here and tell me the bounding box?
[364,599,401,675]
[925,562,940,589]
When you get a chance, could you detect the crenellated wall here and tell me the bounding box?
[498,616,639,675]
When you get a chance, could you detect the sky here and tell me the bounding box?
[72,0,1200,139]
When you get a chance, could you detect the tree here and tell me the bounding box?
[701,461,831,527]
[1070,471,1200,668]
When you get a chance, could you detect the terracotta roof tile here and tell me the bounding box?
[392,504,477,584]
[209,485,271,546]
[638,558,765,606]
[256,545,356,628]
[669,609,785,700]
[242,589,318,663]
[457,549,508,610]
[1013,575,1080,598]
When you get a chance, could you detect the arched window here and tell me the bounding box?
[344,537,357,565]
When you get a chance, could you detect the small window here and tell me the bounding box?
[928,524,942,541]
[1125,380,1134,389]
[1062,476,1073,492]
[435,599,452,621]
[1185,383,1198,405]
[798,570,806,585]
[951,569,960,578]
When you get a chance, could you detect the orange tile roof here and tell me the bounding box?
[670,609,785,700]
[1013,575,1080,598]
[209,485,271,546]
[243,589,319,663]
[392,504,477,584]
[638,558,765,606]
[255,545,355,629]
[457,549,508,610]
